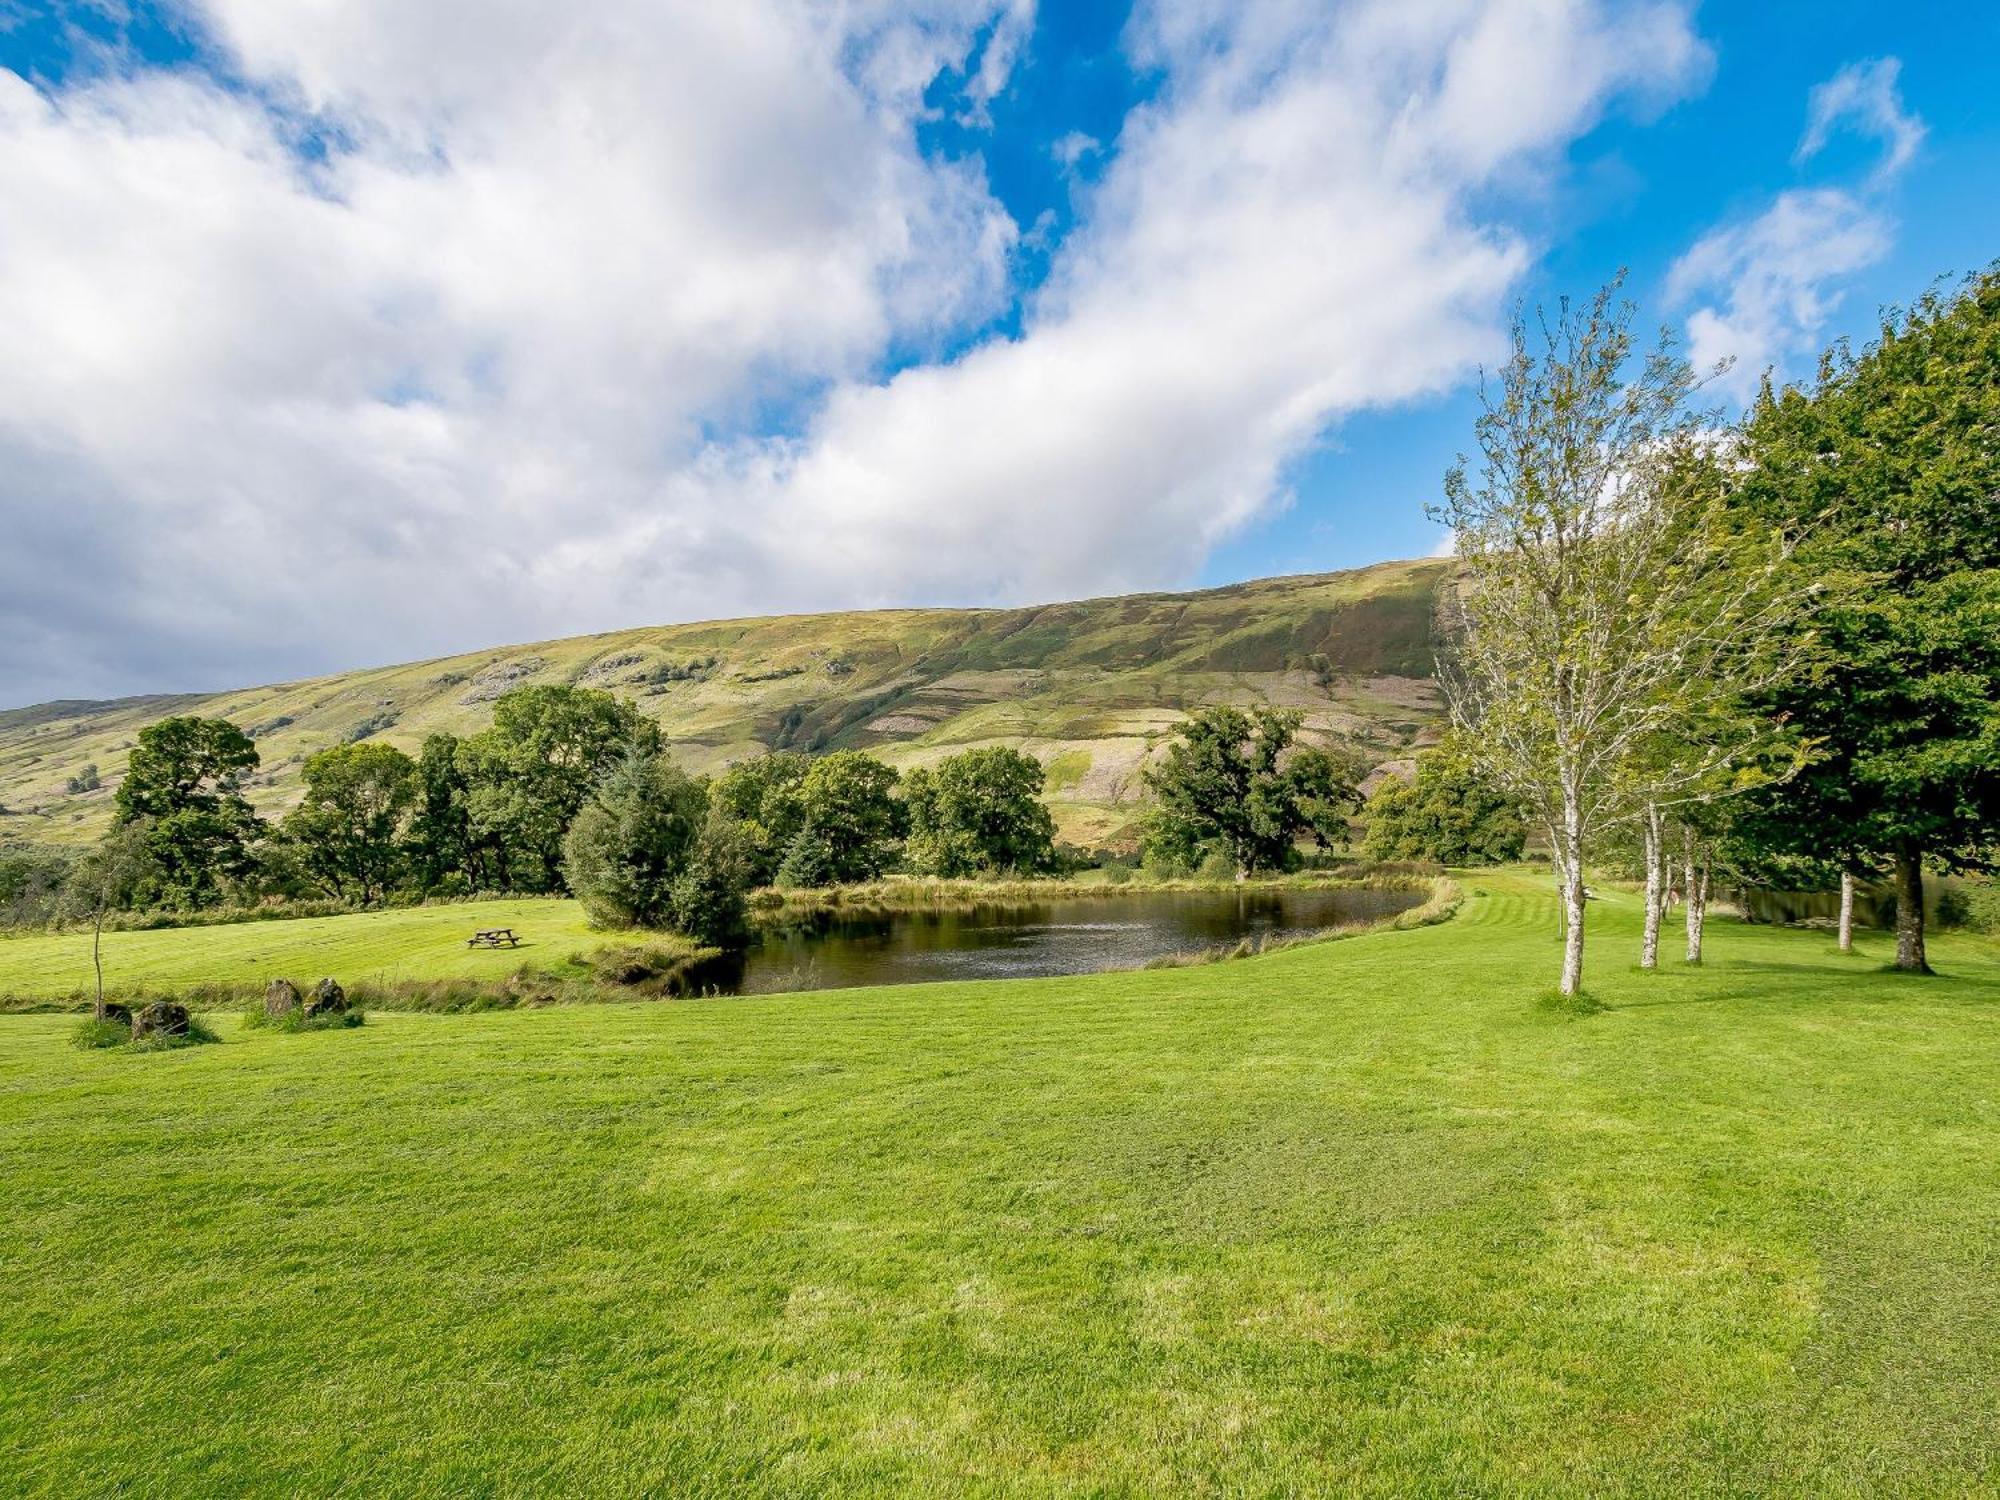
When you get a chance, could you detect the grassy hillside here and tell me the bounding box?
[1,878,1995,1494]
[0,558,1448,850]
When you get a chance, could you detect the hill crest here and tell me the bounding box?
[0,558,1449,849]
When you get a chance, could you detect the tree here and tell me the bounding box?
[1360,747,1527,866]
[281,742,420,902]
[670,807,753,948]
[113,715,262,908]
[795,752,903,883]
[1434,283,1815,994]
[60,823,156,1020]
[902,747,1058,877]
[1141,707,1359,877]
[773,823,835,889]
[462,686,661,892]
[1733,269,2000,972]
[0,846,72,928]
[559,746,708,928]
[404,733,485,892]
[713,751,811,886]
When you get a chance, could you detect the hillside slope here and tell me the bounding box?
[0,558,1448,849]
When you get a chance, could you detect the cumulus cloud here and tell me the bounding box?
[1671,56,1922,401]
[0,0,1706,702]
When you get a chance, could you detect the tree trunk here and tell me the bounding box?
[92,910,106,1021]
[1893,845,1929,973]
[1557,796,1586,996]
[1639,804,1664,970]
[1837,871,1854,953]
[1683,837,1709,966]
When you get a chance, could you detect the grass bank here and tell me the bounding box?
[757,866,1437,916]
[0,897,702,1011]
[1,875,1996,1494]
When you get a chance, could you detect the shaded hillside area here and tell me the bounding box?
[0,558,1447,849]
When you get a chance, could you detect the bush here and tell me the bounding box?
[70,1017,130,1050]
[671,812,751,949]
[1936,879,2000,934]
[560,746,707,927]
[241,1007,365,1033]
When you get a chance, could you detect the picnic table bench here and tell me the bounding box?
[467,927,521,949]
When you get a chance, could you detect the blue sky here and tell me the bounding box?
[0,1,1994,700]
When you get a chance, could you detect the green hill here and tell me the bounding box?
[0,558,1448,850]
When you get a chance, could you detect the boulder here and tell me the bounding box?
[130,1001,190,1041]
[264,979,302,1020]
[304,978,347,1018]
[100,1002,132,1026]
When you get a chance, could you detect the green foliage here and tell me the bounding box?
[0,845,72,928]
[1361,750,1527,866]
[670,808,753,949]
[902,747,1058,877]
[559,746,707,929]
[713,751,811,886]
[796,751,903,883]
[773,823,836,889]
[404,733,482,893]
[461,686,661,892]
[1141,707,1360,876]
[112,715,262,908]
[241,1006,366,1033]
[69,1016,129,1049]
[65,763,100,795]
[1735,269,2000,893]
[282,742,420,903]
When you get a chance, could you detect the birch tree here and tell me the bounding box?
[1434,283,1817,995]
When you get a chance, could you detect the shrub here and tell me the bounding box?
[241,1007,365,1033]
[70,1017,130,1050]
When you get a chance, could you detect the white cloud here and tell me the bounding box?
[1797,57,1925,186]
[1670,188,1892,400]
[1671,56,1922,401]
[0,0,1707,702]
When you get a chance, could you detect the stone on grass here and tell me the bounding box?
[305,978,347,1018]
[100,1002,132,1026]
[130,1001,190,1041]
[264,979,302,1019]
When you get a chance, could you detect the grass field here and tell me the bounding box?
[0,898,615,1007]
[2,875,1997,1495]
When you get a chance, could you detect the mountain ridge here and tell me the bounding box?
[0,557,1450,850]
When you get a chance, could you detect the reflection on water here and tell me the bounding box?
[691,885,1427,996]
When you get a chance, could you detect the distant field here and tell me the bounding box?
[0,898,609,1005]
[2,878,1997,1494]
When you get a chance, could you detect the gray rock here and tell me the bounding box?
[131,1001,189,1041]
[304,978,347,1018]
[264,979,302,1019]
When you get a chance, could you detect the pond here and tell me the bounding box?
[691,884,1429,996]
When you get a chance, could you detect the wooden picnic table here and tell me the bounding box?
[467,928,521,949]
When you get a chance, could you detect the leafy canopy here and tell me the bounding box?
[903,747,1057,878]
[1141,707,1358,876]
[1361,748,1527,866]
[112,715,262,908]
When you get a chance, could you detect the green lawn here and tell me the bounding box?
[0,897,614,1005]
[1,876,1996,1495]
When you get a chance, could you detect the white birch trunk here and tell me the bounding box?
[1557,792,1587,996]
[1683,837,1709,965]
[1639,803,1664,970]
[1837,871,1854,953]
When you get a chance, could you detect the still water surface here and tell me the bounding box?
[694,885,1427,995]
